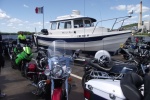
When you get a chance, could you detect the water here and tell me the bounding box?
[2,34,32,40]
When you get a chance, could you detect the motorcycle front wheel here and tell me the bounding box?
[21,62,25,77]
[11,54,17,69]
[82,71,92,89]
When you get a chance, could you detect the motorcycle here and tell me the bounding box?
[12,44,33,77]
[25,47,48,85]
[11,44,23,69]
[84,72,150,100]
[117,41,150,60]
[32,40,76,100]
[2,38,17,59]
[81,50,149,89]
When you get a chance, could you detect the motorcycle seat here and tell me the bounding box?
[89,59,112,72]
[120,73,144,100]
[89,59,137,74]
[143,73,150,100]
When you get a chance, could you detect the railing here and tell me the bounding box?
[92,15,132,34]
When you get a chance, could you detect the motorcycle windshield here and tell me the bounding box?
[47,40,72,58]
[47,40,73,78]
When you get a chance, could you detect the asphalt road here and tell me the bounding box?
[0,50,124,100]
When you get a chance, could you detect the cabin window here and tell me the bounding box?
[84,20,91,27]
[58,21,71,29]
[51,22,57,30]
[74,19,83,28]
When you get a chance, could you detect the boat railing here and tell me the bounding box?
[92,15,132,34]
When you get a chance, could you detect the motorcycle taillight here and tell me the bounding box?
[84,89,91,100]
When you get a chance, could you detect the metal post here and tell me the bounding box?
[43,6,44,29]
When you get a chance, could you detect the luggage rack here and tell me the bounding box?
[89,70,123,80]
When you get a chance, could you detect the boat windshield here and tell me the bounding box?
[74,19,94,28]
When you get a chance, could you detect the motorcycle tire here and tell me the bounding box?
[21,64,25,77]
[61,90,66,100]
[11,60,16,69]
[8,47,13,60]
[11,55,17,69]
[32,74,39,84]
[44,84,51,100]
[24,66,28,78]
[82,71,92,89]
[60,83,72,100]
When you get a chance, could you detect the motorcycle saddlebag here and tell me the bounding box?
[84,79,126,100]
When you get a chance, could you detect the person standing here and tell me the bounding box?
[0,34,6,98]
[18,31,26,44]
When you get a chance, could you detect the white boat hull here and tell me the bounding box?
[34,31,131,53]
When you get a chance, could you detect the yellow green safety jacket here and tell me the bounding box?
[18,34,26,40]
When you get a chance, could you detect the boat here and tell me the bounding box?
[34,10,132,54]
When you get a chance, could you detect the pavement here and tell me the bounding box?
[0,48,124,100]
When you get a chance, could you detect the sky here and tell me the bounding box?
[0,0,150,33]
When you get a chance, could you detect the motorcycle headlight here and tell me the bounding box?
[44,69,50,76]
[52,65,63,78]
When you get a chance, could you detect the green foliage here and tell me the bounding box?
[122,23,138,28]
[0,31,35,35]
[17,31,35,35]
[134,32,150,37]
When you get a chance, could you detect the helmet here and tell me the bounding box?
[23,47,32,55]
[94,50,111,68]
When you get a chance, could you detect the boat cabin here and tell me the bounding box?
[50,16,96,30]
[41,10,108,36]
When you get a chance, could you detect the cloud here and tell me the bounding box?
[130,4,150,14]
[45,21,50,24]
[7,23,13,27]
[0,9,10,19]
[18,24,23,26]
[110,5,126,10]
[24,21,29,23]
[33,22,43,26]
[23,4,29,8]
[12,26,17,29]
[131,16,138,19]
[1,23,6,25]
[143,14,150,19]
[8,18,22,23]
[111,4,150,14]
[124,20,137,25]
